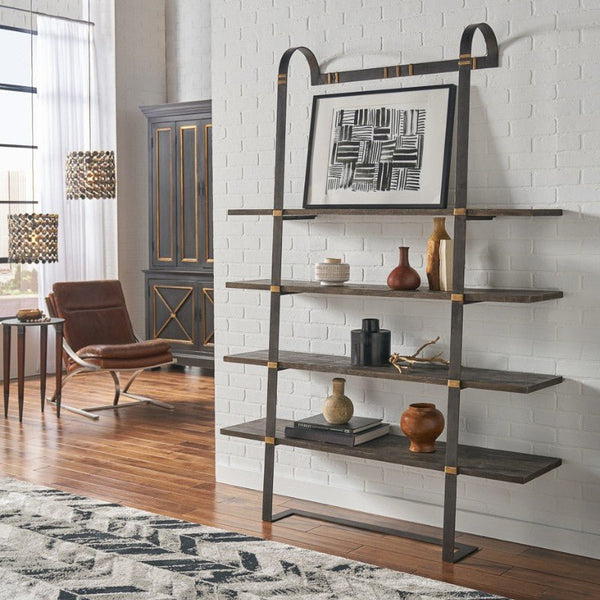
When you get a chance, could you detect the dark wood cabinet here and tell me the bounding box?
[141,101,213,368]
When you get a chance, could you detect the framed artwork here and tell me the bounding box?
[303,84,456,209]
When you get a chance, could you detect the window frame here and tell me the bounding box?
[0,23,38,264]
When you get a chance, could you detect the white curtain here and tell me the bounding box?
[33,15,117,372]
[36,16,117,297]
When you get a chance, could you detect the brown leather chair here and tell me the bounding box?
[46,280,174,420]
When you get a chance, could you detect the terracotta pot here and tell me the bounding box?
[400,402,445,453]
[387,246,421,290]
[323,378,354,425]
[426,217,451,291]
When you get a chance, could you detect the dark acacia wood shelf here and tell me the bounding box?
[224,350,563,394]
[227,207,563,220]
[221,418,562,484]
[226,279,563,304]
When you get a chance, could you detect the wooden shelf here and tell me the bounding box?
[226,279,563,304]
[227,207,563,220]
[221,418,562,484]
[224,350,563,394]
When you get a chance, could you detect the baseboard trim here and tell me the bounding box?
[216,464,600,560]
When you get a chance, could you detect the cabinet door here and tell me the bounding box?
[176,119,213,269]
[199,282,214,351]
[177,121,200,267]
[151,123,177,268]
[149,280,196,348]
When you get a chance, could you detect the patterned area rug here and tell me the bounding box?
[0,478,508,599]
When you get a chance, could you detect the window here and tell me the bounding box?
[0,23,38,315]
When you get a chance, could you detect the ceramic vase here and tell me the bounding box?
[400,403,445,453]
[351,318,391,366]
[439,239,454,292]
[387,246,421,291]
[322,378,354,425]
[426,217,452,291]
[314,257,350,286]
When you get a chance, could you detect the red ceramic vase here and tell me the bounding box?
[400,402,445,453]
[387,246,421,290]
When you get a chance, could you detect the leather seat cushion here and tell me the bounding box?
[77,339,172,360]
[78,352,173,370]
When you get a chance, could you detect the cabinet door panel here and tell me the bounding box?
[152,124,176,267]
[178,122,200,265]
[200,285,214,349]
[203,122,213,265]
[151,282,196,346]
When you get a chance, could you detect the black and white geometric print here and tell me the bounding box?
[0,478,509,599]
[328,106,426,193]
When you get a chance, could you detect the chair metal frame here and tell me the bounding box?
[46,298,174,420]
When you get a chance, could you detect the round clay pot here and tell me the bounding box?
[322,378,354,425]
[387,246,421,291]
[400,403,445,453]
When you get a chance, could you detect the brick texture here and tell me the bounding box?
[211,0,600,557]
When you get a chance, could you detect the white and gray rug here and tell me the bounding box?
[0,478,508,599]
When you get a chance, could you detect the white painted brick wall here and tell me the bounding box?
[166,0,211,102]
[212,0,600,557]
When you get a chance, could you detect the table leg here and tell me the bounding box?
[54,323,63,418]
[17,325,25,423]
[40,325,48,413]
[3,325,10,418]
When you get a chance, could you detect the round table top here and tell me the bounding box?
[1,317,65,327]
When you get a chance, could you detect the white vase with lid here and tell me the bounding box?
[314,258,350,286]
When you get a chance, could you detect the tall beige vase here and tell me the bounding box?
[426,217,451,291]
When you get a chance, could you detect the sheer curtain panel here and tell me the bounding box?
[35,15,117,371]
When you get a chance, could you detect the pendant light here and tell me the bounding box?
[8,213,58,263]
[8,0,59,264]
[64,0,115,200]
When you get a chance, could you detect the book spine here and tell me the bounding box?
[284,427,354,446]
[294,422,353,434]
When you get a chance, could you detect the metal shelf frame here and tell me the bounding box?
[224,24,561,563]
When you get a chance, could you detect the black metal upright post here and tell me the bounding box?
[262,48,321,521]
[442,23,498,562]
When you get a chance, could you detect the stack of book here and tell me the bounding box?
[284,414,390,447]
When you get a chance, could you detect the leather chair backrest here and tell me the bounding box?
[50,280,137,352]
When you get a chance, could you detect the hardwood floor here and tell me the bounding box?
[1,368,598,599]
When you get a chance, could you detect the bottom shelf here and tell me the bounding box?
[221,418,561,484]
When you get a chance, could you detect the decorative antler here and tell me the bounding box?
[389,336,449,373]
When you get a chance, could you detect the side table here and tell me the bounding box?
[2,318,65,422]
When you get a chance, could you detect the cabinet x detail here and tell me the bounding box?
[153,285,194,344]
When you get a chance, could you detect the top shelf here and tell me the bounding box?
[227,207,563,220]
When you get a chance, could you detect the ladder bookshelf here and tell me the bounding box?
[221,23,564,563]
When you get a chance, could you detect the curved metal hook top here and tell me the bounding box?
[278,46,321,85]
[460,22,498,66]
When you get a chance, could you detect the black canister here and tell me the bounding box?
[351,318,391,366]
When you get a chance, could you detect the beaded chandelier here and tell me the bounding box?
[64,0,116,200]
[8,213,59,264]
[65,150,116,199]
